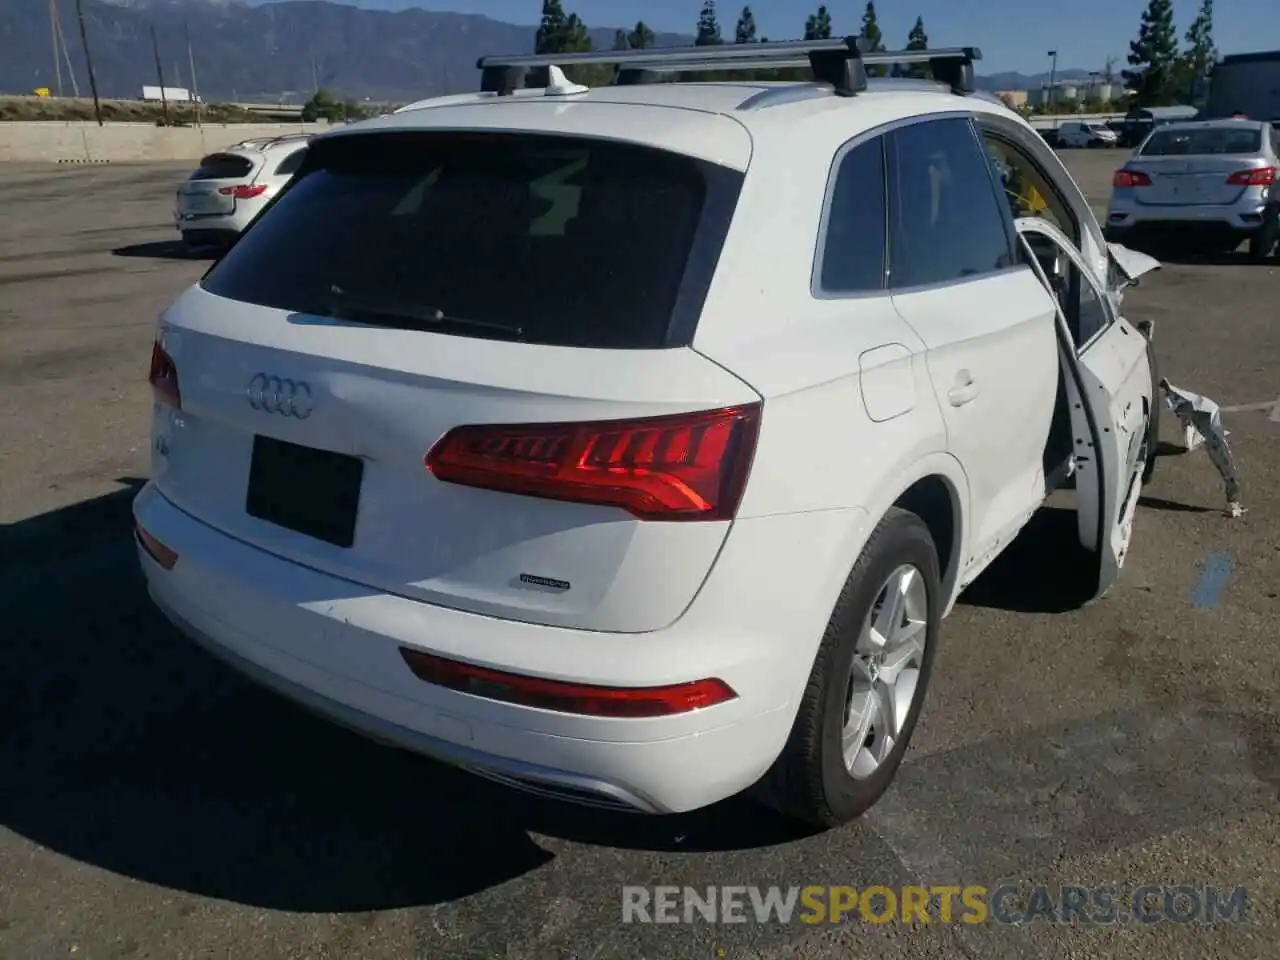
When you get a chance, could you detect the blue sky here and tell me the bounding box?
[455,0,1280,75]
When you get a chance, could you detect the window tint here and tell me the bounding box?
[274,148,307,176]
[1072,263,1110,346]
[201,132,733,349]
[887,118,1015,289]
[190,153,253,180]
[1024,233,1111,348]
[820,138,887,292]
[1141,127,1262,156]
[981,131,1077,241]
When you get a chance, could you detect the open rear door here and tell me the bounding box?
[1014,218,1153,598]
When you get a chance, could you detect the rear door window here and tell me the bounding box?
[191,153,254,180]
[885,117,1016,289]
[201,131,736,348]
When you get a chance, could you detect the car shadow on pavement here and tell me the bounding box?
[958,506,1098,614]
[112,241,217,261]
[0,483,813,914]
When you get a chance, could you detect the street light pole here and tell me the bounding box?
[73,0,102,126]
[1047,49,1058,116]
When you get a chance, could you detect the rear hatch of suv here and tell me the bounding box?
[152,125,759,634]
[1126,125,1272,206]
[176,149,264,219]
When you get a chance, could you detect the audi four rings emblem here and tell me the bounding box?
[247,373,314,419]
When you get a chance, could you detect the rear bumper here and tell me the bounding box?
[133,482,862,813]
[173,197,267,237]
[1106,197,1270,234]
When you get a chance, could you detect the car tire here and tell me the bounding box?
[752,507,941,828]
[1248,211,1279,262]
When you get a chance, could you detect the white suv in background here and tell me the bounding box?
[135,40,1160,828]
[173,134,311,249]
[1056,120,1119,148]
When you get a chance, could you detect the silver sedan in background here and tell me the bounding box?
[1104,119,1279,260]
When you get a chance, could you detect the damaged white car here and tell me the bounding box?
[134,40,1164,829]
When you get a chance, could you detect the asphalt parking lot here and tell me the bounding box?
[1,151,1277,960]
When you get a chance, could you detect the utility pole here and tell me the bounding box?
[150,24,170,125]
[73,0,102,125]
[1046,49,1059,125]
[53,7,80,96]
[185,21,202,126]
[49,0,63,96]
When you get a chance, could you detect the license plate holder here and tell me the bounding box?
[245,435,363,548]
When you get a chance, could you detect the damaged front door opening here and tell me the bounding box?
[1014,216,1153,600]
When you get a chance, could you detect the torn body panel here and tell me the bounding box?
[1161,379,1245,517]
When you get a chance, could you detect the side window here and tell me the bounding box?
[274,148,307,177]
[819,137,888,293]
[1024,233,1112,348]
[979,130,1077,241]
[1072,262,1111,346]
[886,117,1015,289]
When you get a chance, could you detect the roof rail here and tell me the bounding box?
[476,38,982,98]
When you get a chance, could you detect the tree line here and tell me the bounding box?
[535,0,933,83]
[1124,0,1217,108]
[534,0,1221,109]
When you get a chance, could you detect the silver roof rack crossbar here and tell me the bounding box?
[476,38,981,98]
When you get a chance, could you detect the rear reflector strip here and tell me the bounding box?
[135,525,178,570]
[398,648,737,718]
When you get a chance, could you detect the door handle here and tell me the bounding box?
[948,375,979,407]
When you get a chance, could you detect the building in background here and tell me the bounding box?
[1028,76,1124,109]
[1204,50,1280,120]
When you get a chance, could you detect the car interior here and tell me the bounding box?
[982,133,1093,492]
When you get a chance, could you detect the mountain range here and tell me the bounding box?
[2,0,1090,103]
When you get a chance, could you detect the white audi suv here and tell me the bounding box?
[135,40,1159,827]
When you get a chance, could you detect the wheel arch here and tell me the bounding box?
[824,450,971,627]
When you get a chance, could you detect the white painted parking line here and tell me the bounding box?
[1218,397,1280,420]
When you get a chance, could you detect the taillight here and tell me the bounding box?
[424,404,761,521]
[218,183,267,198]
[135,524,178,571]
[148,340,180,409]
[398,648,737,718]
[1225,167,1276,186]
[1113,170,1152,187]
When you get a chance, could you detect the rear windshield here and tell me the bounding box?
[1140,127,1262,156]
[200,131,735,348]
[191,153,254,180]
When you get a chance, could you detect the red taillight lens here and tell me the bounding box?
[148,340,180,409]
[218,183,267,198]
[1113,170,1152,188]
[135,524,178,570]
[424,404,761,521]
[1226,167,1276,186]
[398,648,737,718]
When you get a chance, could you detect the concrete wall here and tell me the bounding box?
[0,121,335,163]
